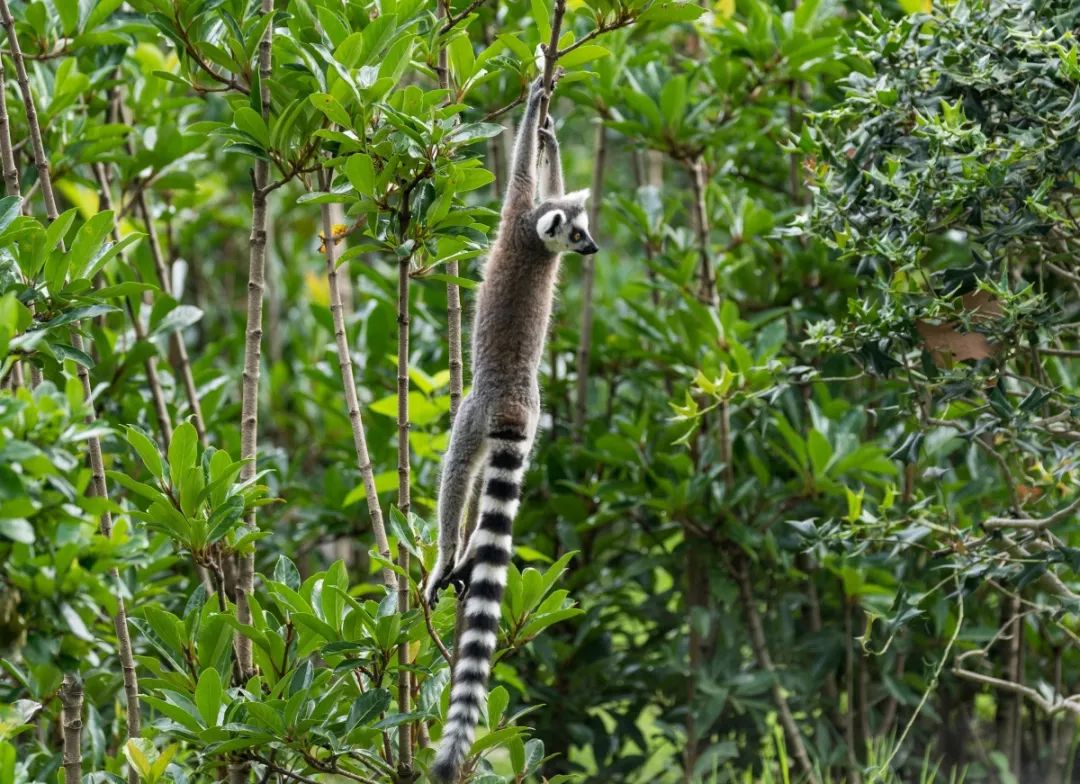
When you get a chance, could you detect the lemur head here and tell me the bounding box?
[535,189,598,256]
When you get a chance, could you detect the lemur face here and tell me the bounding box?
[535,190,598,256]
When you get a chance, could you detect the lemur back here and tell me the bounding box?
[426,77,598,783]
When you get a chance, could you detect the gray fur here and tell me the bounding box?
[427,77,598,783]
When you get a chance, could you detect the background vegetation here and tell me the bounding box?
[2,0,1079,782]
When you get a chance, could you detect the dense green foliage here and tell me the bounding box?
[2,0,1080,782]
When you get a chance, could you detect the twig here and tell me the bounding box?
[58,674,83,784]
[318,169,394,589]
[438,0,488,34]
[983,493,1080,531]
[555,12,636,59]
[421,591,453,666]
[953,667,1080,717]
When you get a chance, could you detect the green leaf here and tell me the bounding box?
[168,422,199,489]
[233,107,270,148]
[127,427,164,480]
[344,153,375,197]
[274,555,301,592]
[310,92,351,128]
[558,44,610,68]
[194,668,223,727]
[68,212,114,281]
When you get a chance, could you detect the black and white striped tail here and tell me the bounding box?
[431,429,529,783]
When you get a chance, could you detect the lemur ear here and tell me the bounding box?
[537,209,565,238]
[564,188,590,206]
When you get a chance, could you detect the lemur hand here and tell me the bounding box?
[539,115,558,152]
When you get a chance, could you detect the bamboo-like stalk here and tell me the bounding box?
[572,122,606,441]
[0,0,56,219]
[0,57,17,198]
[396,248,412,769]
[0,5,142,779]
[688,157,716,308]
[230,5,273,783]
[93,163,173,444]
[318,172,393,588]
[131,188,206,444]
[58,673,83,784]
[236,0,273,699]
[0,4,39,388]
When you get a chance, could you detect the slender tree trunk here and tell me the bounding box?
[58,674,83,784]
[0,7,141,779]
[131,188,206,443]
[396,251,413,774]
[436,1,465,423]
[93,163,173,444]
[844,598,863,783]
[733,554,820,784]
[688,157,716,308]
[0,58,18,198]
[318,179,393,588]
[573,122,605,441]
[232,5,273,783]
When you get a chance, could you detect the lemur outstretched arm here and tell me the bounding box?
[504,77,548,216]
[538,115,564,200]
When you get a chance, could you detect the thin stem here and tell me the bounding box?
[688,157,716,307]
[58,674,83,784]
[318,172,393,588]
[92,163,173,445]
[984,493,1080,530]
[131,188,207,443]
[232,4,273,783]
[396,247,412,772]
[537,0,567,126]
[572,121,605,442]
[0,0,57,220]
[0,55,19,196]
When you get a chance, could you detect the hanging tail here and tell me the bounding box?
[431,428,530,783]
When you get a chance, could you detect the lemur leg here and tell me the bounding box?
[426,395,487,604]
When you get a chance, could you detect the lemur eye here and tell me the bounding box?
[570,230,582,241]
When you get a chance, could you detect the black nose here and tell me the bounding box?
[580,241,598,255]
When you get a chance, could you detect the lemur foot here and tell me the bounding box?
[426,557,474,604]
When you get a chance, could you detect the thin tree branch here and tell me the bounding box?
[318,170,394,589]
[92,163,173,444]
[58,674,83,784]
[396,241,413,773]
[984,493,1080,531]
[438,0,488,34]
[232,3,273,782]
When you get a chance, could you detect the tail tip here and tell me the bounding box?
[429,755,460,783]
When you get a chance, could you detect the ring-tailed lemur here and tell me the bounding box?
[426,76,598,783]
